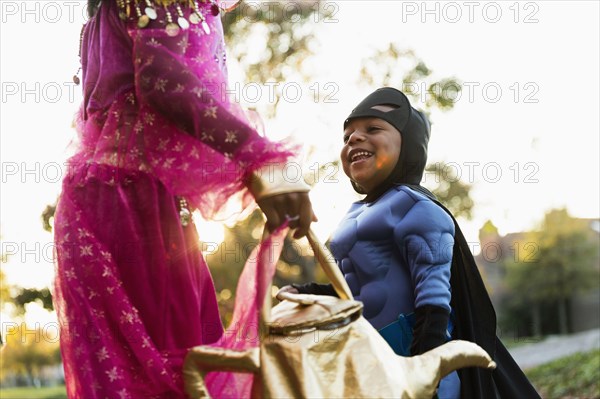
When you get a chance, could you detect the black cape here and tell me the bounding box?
[407,185,540,398]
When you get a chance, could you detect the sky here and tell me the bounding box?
[1,0,599,306]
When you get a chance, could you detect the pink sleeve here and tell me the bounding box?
[129,19,276,159]
[109,10,294,216]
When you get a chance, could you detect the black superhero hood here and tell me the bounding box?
[344,87,431,202]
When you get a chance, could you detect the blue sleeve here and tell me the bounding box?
[393,199,455,311]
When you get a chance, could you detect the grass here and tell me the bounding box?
[0,385,67,399]
[526,350,600,398]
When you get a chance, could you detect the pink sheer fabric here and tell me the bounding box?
[73,0,292,217]
[54,1,292,397]
[205,226,288,398]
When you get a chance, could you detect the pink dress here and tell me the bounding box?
[53,1,291,397]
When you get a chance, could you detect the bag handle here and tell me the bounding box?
[305,229,353,300]
[260,228,353,329]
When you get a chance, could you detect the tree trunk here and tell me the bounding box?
[531,303,542,337]
[558,297,569,334]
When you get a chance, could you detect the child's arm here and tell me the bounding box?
[394,198,456,355]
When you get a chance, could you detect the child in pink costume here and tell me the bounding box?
[54,1,313,397]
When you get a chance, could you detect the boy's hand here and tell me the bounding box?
[276,285,300,300]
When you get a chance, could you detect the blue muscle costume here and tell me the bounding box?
[330,186,454,330]
[295,88,540,398]
[330,185,460,398]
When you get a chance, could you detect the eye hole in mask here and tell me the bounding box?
[370,104,399,113]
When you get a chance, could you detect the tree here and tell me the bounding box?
[13,288,54,314]
[1,238,11,347]
[0,323,62,386]
[424,163,474,220]
[221,1,331,118]
[504,209,599,335]
[360,44,461,115]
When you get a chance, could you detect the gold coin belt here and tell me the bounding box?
[116,0,222,36]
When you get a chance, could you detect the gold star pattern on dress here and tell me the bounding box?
[173,142,185,152]
[201,131,214,142]
[204,69,217,80]
[144,113,155,125]
[102,266,114,278]
[130,147,142,158]
[193,52,205,64]
[174,83,185,93]
[74,346,84,358]
[157,138,170,150]
[80,245,93,257]
[225,130,238,143]
[78,228,91,238]
[154,78,168,92]
[125,92,136,104]
[134,120,144,134]
[204,105,217,118]
[164,158,175,168]
[65,269,76,281]
[106,366,121,382]
[140,75,152,89]
[192,86,205,98]
[144,55,155,67]
[96,347,109,362]
[146,38,161,48]
[177,37,189,53]
[120,310,136,324]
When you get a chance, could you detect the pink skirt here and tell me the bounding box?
[54,164,223,398]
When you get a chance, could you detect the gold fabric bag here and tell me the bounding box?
[184,230,495,398]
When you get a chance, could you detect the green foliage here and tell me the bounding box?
[0,270,10,309]
[13,288,54,313]
[0,385,67,399]
[1,324,62,386]
[424,163,474,220]
[359,44,461,115]
[41,204,56,233]
[503,209,599,335]
[221,1,330,117]
[526,350,600,398]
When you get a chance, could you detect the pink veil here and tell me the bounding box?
[204,225,289,398]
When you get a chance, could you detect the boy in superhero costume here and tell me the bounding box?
[283,87,539,398]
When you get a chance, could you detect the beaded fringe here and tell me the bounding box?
[116,0,223,36]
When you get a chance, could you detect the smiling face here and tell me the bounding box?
[341,117,402,194]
